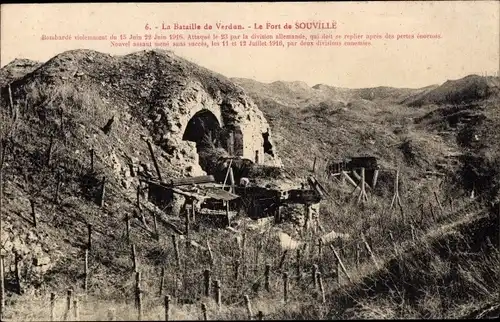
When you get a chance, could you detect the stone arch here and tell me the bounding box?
[182,108,223,150]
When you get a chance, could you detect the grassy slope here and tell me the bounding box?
[1,52,499,320]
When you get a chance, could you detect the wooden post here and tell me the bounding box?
[64,289,72,321]
[390,169,404,218]
[201,303,208,321]
[131,244,138,272]
[257,311,264,320]
[241,233,247,278]
[335,258,340,284]
[7,84,13,116]
[318,272,326,304]
[228,131,234,156]
[90,149,94,172]
[389,231,398,256]
[328,244,352,283]
[244,295,253,319]
[73,298,79,320]
[164,295,171,321]
[357,168,368,203]
[283,273,289,303]
[204,269,211,297]
[30,199,37,228]
[0,256,4,320]
[84,249,89,292]
[185,205,190,246]
[214,279,221,308]
[135,272,142,321]
[126,213,131,244]
[172,235,180,269]
[296,248,301,282]
[234,260,240,282]
[372,169,379,188]
[14,252,21,294]
[255,150,259,164]
[87,224,92,250]
[264,264,271,292]
[99,177,106,207]
[50,292,55,321]
[278,250,288,271]
[146,140,163,182]
[159,266,165,296]
[410,225,416,242]
[312,157,317,173]
[107,309,115,321]
[229,167,235,194]
[207,240,214,269]
[312,264,318,289]
[318,238,323,258]
[361,234,379,270]
[225,201,231,227]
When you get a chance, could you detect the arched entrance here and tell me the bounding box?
[182,109,224,173]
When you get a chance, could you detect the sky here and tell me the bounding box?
[1,2,499,88]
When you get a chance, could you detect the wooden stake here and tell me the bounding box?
[296,248,301,282]
[214,279,221,308]
[99,177,106,207]
[135,272,142,321]
[244,294,253,319]
[372,169,379,188]
[318,272,326,304]
[278,250,288,271]
[50,292,55,321]
[229,167,235,194]
[312,264,318,289]
[264,264,271,292]
[318,238,323,258]
[312,156,317,174]
[0,256,5,320]
[389,231,398,256]
[131,244,138,272]
[14,252,21,294]
[64,289,72,321]
[172,235,180,269]
[73,299,79,320]
[361,234,379,270]
[126,213,131,244]
[241,233,247,278]
[87,224,92,250]
[204,269,211,297]
[159,267,165,296]
[201,303,208,321]
[84,249,89,292]
[164,295,171,321]
[328,244,352,283]
[30,199,37,228]
[234,260,240,282]
[207,240,214,269]
[7,84,13,116]
[283,273,289,303]
[146,139,163,182]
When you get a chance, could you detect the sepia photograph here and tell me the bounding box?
[0,2,499,320]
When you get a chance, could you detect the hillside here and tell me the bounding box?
[1,51,499,321]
